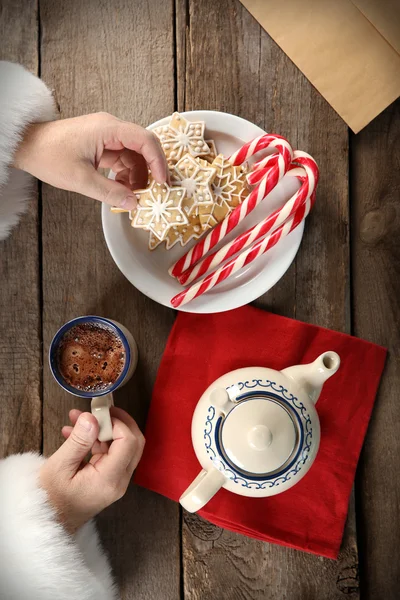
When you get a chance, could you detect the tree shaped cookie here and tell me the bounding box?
[170,153,216,215]
[199,154,249,230]
[154,113,210,163]
[132,180,188,241]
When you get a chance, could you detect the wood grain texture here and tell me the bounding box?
[39,1,179,597]
[177,1,357,598]
[351,99,400,600]
[0,0,42,456]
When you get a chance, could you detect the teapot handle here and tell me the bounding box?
[179,468,226,513]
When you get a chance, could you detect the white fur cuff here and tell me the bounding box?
[0,61,58,240]
[0,453,118,600]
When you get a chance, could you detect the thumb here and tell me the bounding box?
[53,412,99,477]
[76,167,138,210]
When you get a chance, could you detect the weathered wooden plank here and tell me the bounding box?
[351,100,400,600]
[0,1,41,456]
[177,1,356,598]
[39,1,180,598]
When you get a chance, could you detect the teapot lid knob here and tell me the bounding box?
[247,424,273,450]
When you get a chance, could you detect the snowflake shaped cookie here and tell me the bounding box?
[148,198,203,250]
[170,153,216,215]
[154,113,210,163]
[148,232,163,250]
[212,154,248,206]
[203,139,217,163]
[177,198,203,245]
[198,154,249,230]
[110,207,130,214]
[132,180,188,241]
[198,201,231,230]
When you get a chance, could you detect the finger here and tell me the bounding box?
[127,153,148,189]
[115,170,131,189]
[75,166,137,210]
[101,150,149,190]
[62,425,73,439]
[62,426,109,456]
[70,407,142,455]
[116,122,168,185]
[67,407,141,451]
[98,149,137,171]
[109,407,144,439]
[52,412,99,478]
[126,430,145,476]
[61,407,82,437]
[89,453,105,468]
[68,406,143,452]
[114,168,148,192]
[69,409,82,424]
[94,417,144,485]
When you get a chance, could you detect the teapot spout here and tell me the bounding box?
[281,352,340,404]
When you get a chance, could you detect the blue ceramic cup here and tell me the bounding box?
[49,316,138,441]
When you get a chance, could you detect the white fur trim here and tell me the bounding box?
[0,61,57,241]
[0,453,118,599]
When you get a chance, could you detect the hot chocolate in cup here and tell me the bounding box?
[49,316,138,441]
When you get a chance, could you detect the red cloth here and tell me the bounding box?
[134,306,386,559]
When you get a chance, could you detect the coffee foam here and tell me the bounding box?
[57,323,126,392]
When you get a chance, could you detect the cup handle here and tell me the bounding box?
[179,468,226,513]
[91,393,114,442]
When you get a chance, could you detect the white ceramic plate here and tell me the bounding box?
[102,110,303,313]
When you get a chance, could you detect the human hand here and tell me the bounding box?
[13,112,168,210]
[39,407,145,533]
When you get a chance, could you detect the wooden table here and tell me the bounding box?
[1,1,399,598]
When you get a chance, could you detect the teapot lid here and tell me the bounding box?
[217,397,300,476]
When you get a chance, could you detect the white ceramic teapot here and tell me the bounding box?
[180,352,340,513]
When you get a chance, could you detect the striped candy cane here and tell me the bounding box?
[177,152,318,285]
[229,133,292,167]
[169,134,294,278]
[171,191,316,309]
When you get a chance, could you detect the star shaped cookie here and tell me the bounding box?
[154,113,210,163]
[132,180,188,241]
[198,154,249,230]
[203,139,217,163]
[198,202,230,230]
[170,153,216,215]
[110,207,130,213]
[148,198,203,250]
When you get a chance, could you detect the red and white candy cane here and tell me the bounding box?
[171,191,316,309]
[169,133,294,278]
[228,133,292,167]
[230,134,293,187]
[177,152,318,285]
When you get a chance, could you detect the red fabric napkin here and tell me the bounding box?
[134,306,386,559]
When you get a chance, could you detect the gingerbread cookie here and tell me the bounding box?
[198,202,230,230]
[132,180,188,241]
[203,139,217,163]
[148,232,163,250]
[148,197,203,250]
[154,112,210,163]
[199,154,249,229]
[166,199,203,248]
[178,198,203,245]
[110,207,130,213]
[170,153,216,215]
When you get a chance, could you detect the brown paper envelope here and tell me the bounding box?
[351,0,400,55]
[240,0,400,132]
